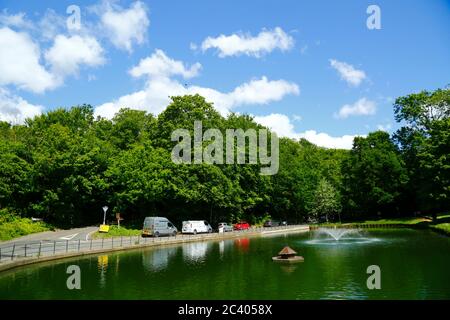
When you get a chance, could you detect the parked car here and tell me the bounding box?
[182,220,213,234]
[234,221,250,230]
[263,220,279,227]
[218,222,233,232]
[142,217,177,237]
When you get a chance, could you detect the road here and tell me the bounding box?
[0,226,98,245]
[0,226,99,260]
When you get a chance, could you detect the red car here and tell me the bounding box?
[234,221,250,230]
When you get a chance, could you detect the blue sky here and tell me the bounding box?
[0,0,449,148]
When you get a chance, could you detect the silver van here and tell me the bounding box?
[142,217,178,237]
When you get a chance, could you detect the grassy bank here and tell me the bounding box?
[0,216,53,241]
[429,223,450,236]
[319,213,450,235]
[91,225,141,239]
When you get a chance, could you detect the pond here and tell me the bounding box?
[1,228,450,299]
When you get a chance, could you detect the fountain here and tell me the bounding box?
[317,227,360,241]
[304,227,380,245]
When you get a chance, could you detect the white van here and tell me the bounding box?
[182,220,213,234]
[142,217,177,237]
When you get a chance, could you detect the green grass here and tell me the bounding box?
[358,216,431,225]
[91,225,141,239]
[0,217,53,241]
[428,214,450,235]
[431,223,450,233]
[319,213,450,236]
[321,213,449,226]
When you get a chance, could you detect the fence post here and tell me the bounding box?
[78,239,81,252]
[0,247,2,262]
[102,238,104,249]
[53,241,56,255]
[38,241,42,257]
[24,244,27,257]
[66,240,68,253]
[11,244,15,261]
[129,236,132,246]
[121,236,123,247]
[90,239,93,250]
[111,237,113,249]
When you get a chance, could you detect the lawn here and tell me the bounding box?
[320,213,450,236]
[91,225,142,239]
[358,216,431,225]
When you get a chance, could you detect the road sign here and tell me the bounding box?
[116,213,124,228]
[99,224,110,233]
[102,206,108,225]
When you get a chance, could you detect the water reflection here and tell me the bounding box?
[182,242,211,262]
[234,238,250,252]
[219,240,224,255]
[279,264,299,274]
[97,255,108,288]
[115,255,120,274]
[142,247,177,272]
[218,239,234,258]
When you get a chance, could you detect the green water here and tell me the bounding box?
[1,229,450,299]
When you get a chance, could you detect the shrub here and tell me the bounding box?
[0,209,53,241]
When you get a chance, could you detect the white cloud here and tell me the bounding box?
[329,59,366,87]
[37,9,66,41]
[0,24,106,93]
[229,76,299,106]
[299,130,359,149]
[199,27,294,58]
[253,113,361,149]
[45,35,105,78]
[253,113,298,138]
[95,50,299,119]
[129,49,201,79]
[0,27,56,93]
[334,98,376,119]
[0,88,43,124]
[95,76,186,119]
[0,10,34,29]
[95,76,299,119]
[99,1,149,52]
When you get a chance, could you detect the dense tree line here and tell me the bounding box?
[0,88,448,228]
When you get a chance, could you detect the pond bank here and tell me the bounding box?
[311,216,450,237]
[0,225,309,273]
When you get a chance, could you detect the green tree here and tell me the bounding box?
[342,131,408,218]
[0,140,32,210]
[311,178,342,222]
[394,87,450,217]
[110,108,155,149]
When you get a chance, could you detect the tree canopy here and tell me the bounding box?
[0,88,448,227]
